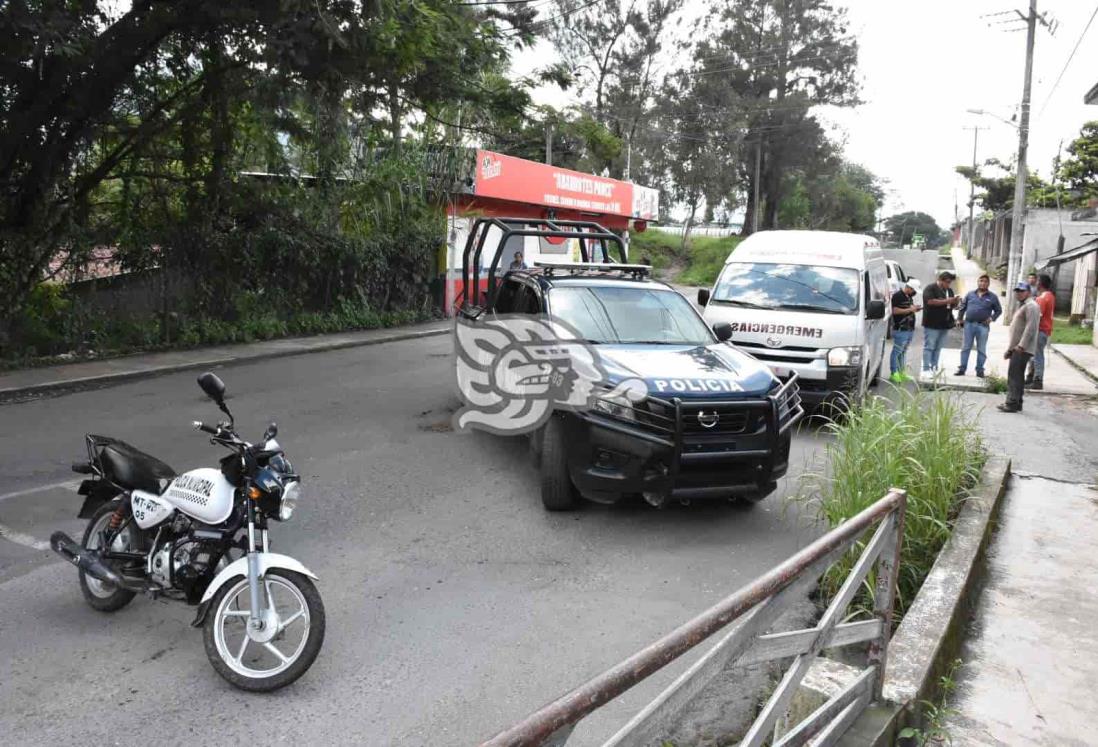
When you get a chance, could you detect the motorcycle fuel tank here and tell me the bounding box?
[162,467,236,525]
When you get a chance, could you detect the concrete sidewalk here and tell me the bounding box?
[927,248,1098,396]
[942,473,1098,746]
[0,320,450,400]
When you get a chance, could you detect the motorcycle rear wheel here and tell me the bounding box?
[79,501,140,612]
[203,569,325,692]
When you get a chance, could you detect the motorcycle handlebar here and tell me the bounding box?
[193,421,219,435]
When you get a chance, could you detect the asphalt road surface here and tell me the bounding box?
[0,334,829,746]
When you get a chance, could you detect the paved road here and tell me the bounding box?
[0,334,828,746]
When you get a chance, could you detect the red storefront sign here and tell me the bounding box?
[473,150,658,221]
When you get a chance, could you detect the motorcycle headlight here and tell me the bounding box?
[279,479,301,521]
[827,346,863,367]
[593,393,636,421]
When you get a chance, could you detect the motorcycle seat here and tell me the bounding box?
[89,435,176,493]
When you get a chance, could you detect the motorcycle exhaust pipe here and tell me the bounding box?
[50,531,144,591]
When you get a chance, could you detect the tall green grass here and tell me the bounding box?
[797,388,986,622]
[629,230,741,286]
[679,235,741,286]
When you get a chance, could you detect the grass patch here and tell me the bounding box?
[630,231,741,287]
[1051,317,1092,345]
[796,388,985,623]
[984,373,1008,394]
[628,229,685,272]
[679,235,741,287]
[0,302,436,371]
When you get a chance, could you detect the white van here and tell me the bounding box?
[698,230,891,407]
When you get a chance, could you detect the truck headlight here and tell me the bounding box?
[594,394,636,421]
[827,346,863,367]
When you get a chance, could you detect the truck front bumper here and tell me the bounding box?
[565,376,803,503]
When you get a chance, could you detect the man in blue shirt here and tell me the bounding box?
[954,273,1002,378]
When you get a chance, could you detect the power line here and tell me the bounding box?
[503,0,609,37]
[1037,2,1098,118]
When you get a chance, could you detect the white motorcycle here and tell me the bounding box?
[50,372,324,691]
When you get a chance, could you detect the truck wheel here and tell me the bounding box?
[540,418,580,511]
[529,425,544,461]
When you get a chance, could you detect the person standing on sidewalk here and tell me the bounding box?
[999,282,1040,413]
[921,271,959,379]
[1026,273,1055,390]
[889,277,922,382]
[954,274,1002,378]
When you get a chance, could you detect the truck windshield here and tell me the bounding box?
[547,286,714,345]
[712,262,860,315]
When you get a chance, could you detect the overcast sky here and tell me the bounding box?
[511,0,1098,229]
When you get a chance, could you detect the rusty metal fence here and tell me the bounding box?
[480,489,908,747]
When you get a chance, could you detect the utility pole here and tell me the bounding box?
[1005,0,1051,316]
[623,135,632,181]
[752,140,762,233]
[963,126,987,259]
[545,120,553,166]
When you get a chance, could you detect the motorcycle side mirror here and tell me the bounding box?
[263,422,278,441]
[197,372,227,404]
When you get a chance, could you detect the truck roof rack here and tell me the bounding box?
[533,261,650,279]
[458,217,628,314]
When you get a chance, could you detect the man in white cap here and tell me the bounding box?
[999,281,1040,413]
[889,277,922,383]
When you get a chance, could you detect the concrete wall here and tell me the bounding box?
[961,208,1098,313]
[1023,208,1097,310]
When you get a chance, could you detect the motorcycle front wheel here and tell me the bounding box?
[203,569,325,692]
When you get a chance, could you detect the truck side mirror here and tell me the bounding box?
[697,288,710,307]
[866,299,886,320]
[713,322,733,341]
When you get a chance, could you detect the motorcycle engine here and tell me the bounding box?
[150,515,225,602]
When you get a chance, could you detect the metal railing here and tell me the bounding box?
[479,489,908,747]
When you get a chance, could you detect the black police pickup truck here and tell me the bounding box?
[454,218,803,511]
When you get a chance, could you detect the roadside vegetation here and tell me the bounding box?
[798,388,986,622]
[630,230,741,287]
[1052,317,1093,345]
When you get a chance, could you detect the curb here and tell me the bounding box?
[1050,343,1098,386]
[0,324,450,403]
[836,454,1012,746]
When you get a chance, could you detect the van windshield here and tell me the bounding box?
[712,262,860,315]
[548,285,714,345]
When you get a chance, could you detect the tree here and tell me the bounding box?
[1055,120,1098,206]
[0,0,533,347]
[704,0,861,233]
[955,157,1053,213]
[549,0,682,176]
[779,160,883,232]
[885,211,944,247]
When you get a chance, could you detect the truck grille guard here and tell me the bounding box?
[587,374,805,481]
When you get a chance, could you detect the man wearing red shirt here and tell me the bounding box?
[1027,273,1055,390]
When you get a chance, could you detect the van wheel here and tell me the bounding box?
[540,418,580,511]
